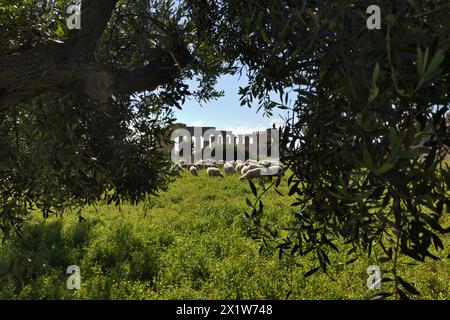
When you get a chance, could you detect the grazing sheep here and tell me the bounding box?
[270,161,283,168]
[264,165,284,177]
[189,166,199,176]
[241,164,263,175]
[259,160,271,168]
[198,160,220,169]
[240,166,284,180]
[239,168,263,180]
[195,160,205,169]
[224,163,236,175]
[206,167,224,178]
[202,159,217,168]
[235,163,244,172]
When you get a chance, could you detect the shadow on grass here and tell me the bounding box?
[0,219,94,287]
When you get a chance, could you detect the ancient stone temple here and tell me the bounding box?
[163,123,281,163]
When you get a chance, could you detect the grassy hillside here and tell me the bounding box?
[0,170,448,299]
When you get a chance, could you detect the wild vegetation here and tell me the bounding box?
[0,0,448,299]
[0,171,448,299]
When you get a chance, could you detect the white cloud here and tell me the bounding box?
[186,119,284,135]
[223,125,268,135]
[223,117,285,135]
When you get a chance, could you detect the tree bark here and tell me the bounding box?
[0,44,70,111]
[0,0,191,112]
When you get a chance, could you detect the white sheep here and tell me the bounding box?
[189,166,199,176]
[258,160,271,168]
[206,167,224,178]
[203,159,217,168]
[239,165,284,180]
[270,160,282,168]
[235,163,244,172]
[195,160,205,169]
[224,163,236,175]
[239,168,263,180]
[241,164,263,175]
[264,165,283,177]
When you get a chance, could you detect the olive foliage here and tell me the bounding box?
[220,0,449,299]
[0,0,226,238]
[0,0,449,299]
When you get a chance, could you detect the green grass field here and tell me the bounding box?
[0,170,448,299]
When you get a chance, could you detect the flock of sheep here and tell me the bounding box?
[173,159,284,181]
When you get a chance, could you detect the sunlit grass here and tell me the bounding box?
[0,170,448,299]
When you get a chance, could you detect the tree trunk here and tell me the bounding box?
[0,0,191,112]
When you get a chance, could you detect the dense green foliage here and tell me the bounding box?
[0,0,449,299]
[0,172,448,299]
[214,0,449,299]
[0,0,224,238]
[0,94,176,237]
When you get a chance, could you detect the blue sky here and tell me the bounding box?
[174,74,289,134]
